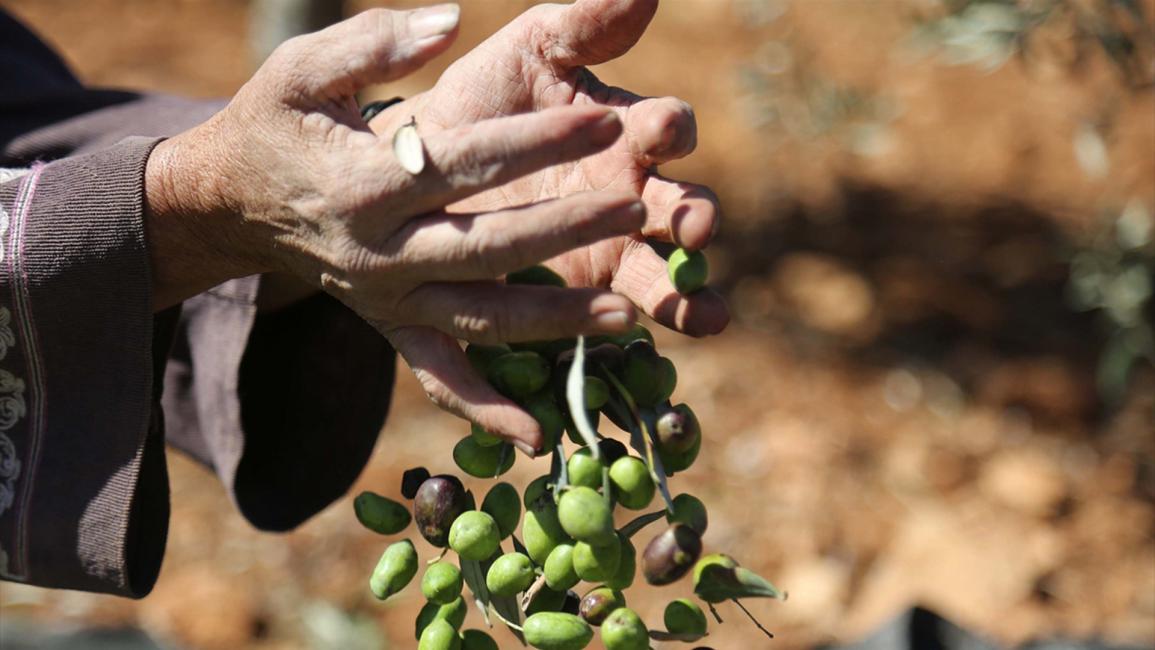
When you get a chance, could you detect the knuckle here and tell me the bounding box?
[451,297,508,343]
[441,143,504,188]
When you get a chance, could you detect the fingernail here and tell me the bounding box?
[410,3,460,39]
[589,111,622,146]
[594,310,631,331]
[513,439,538,458]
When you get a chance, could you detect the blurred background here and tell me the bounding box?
[0,0,1152,648]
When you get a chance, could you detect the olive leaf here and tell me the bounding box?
[459,558,492,626]
[601,372,675,512]
[694,564,785,603]
[549,441,569,504]
[618,510,667,539]
[463,553,526,643]
[564,336,601,457]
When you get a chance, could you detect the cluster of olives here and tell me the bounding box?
[353,260,780,649]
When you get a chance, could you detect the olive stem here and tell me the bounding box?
[732,599,774,639]
[489,605,524,633]
[520,573,549,613]
[707,602,724,624]
[426,547,448,565]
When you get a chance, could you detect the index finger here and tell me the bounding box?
[372,105,624,219]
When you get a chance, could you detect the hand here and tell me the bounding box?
[366,0,729,448]
[145,4,659,455]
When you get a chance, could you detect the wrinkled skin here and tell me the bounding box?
[366,0,730,452]
[147,0,728,458]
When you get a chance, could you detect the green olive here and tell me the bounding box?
[558,487,615,546]
[415,596,468,641]
[369,539,418,600]
[523,612,593,650]
[573,539,621,583]
[600,607,649,650]
[608,457,654,510]
[421,561,463,605]
[418,619,462,650]
[354,491,412,535]
[663,598,708,636]
[486,552,535,596]
[523,501,572,566]
[452,437,515,478]
[544,543,580,592]
[667,247,708,294]
[583,376,610,410]
[448,511,501,562]
[566,447,604,490]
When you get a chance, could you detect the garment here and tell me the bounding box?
[0,10,396,598]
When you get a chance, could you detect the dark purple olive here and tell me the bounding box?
[578,586,626,626]
[655,404,701,456]
[641,524,702,586]
[401,466,431,500]
[413,475,468,548]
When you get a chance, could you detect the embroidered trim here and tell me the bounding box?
[0,202,22,518]
[0,163,46,579]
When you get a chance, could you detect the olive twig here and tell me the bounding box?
[520,573,549,613]
[732,599,774,639]
[707,603,724,624]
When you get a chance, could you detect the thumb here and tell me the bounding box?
[387,326,545,458]
[270,4,460,99]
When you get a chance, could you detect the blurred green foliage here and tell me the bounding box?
[1067,201,1155,406]
[909,0,1152,83]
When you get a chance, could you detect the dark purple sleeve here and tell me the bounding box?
[0,9,396,597]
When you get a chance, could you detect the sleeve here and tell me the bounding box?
[0,138,171,597]
[0,9,398,596]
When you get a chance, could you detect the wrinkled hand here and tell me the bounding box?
[146,4,668,455]
[366,0,729,449]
